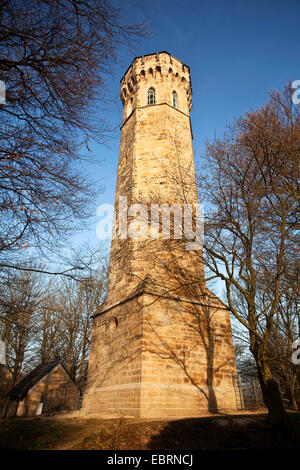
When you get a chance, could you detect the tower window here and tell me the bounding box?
[148,87,156,105]
[172,91,178,108]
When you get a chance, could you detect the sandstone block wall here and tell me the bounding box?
[82,290,240,418]
[82,52,240,418]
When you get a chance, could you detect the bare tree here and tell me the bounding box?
[0,268,46,385]
[198,83,299,439]
[269,264,299,410]
[0,243,108,405]
[0,0,146,274]
[51,268,107,390]
[35,293,64,364]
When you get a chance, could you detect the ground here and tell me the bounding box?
[0,409,299,450]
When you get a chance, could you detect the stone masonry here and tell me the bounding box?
[82,52,240,417]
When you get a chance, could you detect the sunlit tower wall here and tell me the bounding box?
[82,52,240,417]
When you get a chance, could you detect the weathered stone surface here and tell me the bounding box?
[82,52,240,417]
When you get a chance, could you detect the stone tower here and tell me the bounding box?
[82,52,240,417]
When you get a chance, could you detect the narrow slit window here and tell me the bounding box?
[172,91,178,108]
[127,98,133,117]
[148,88,156,105]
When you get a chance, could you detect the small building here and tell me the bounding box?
[3,360,80,418]
[0,364,13,415]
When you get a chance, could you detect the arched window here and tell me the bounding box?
[172,91,178,108]
[148,87,156,105]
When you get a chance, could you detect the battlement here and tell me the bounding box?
[120,52,192,120]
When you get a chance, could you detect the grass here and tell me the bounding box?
[0,418,64,450]
[0,412,299,450]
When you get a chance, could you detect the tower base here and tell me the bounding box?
[82,285,241,418]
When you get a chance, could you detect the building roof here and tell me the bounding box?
[5,360,63,399]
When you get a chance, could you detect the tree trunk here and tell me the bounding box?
[255,356,293,446]
[288,375,298,411]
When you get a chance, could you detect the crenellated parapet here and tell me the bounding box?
[120,51,192,123]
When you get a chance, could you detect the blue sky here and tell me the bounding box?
[75,0,300,251]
